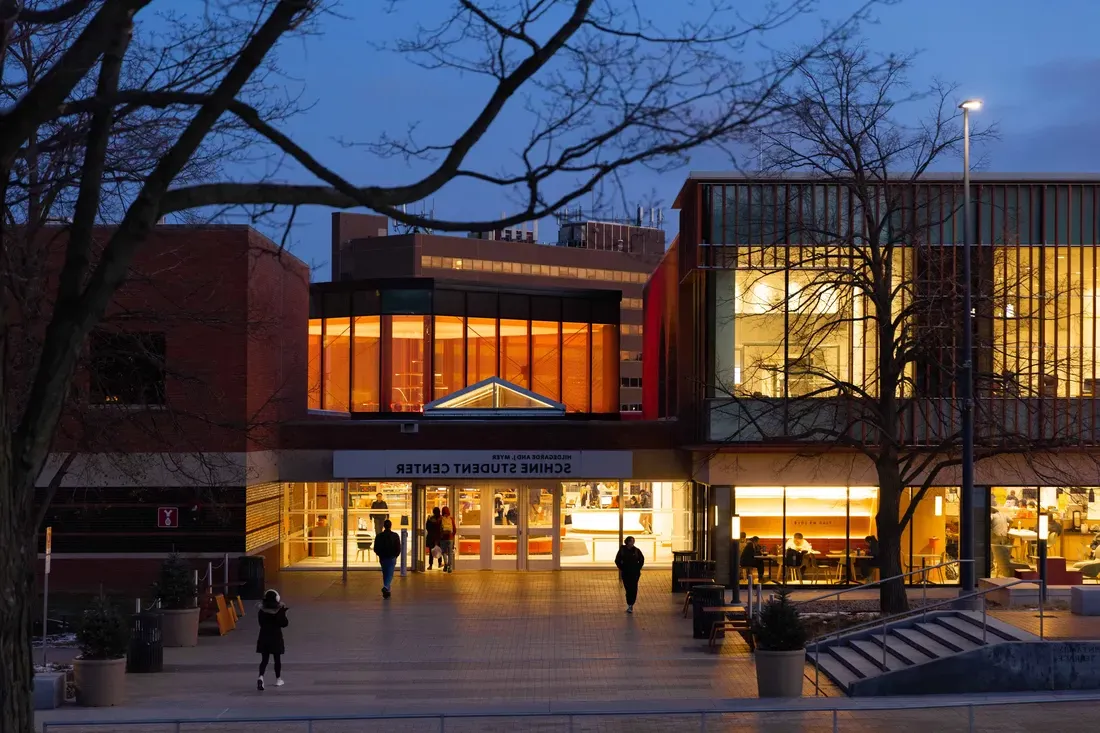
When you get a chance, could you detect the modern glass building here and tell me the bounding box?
[307,278,620,415]
[283,277,694,574]
[648,173,1100,586]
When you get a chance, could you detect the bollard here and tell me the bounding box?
[400,529,408,577]
[207,561,213,593]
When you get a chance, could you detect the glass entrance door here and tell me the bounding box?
[434,483,561,571]
[414,484,451,571]
[521,484,559,570]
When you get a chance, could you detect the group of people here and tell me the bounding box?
[425,506,457,571]
[737,532,881,583]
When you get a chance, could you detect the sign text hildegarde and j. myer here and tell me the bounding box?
[394,452,576,477]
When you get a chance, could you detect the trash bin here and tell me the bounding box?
[691,583,726,640]
[672,550,696,593]
[127,612,163,673]
[687,559,716,581]
[238,555,265,600]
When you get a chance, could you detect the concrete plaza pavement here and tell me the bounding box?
[34,571,1100,732]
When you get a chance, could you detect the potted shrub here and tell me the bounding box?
[73,595,129,706]
[155,553,199,647]
[752,590,809,698]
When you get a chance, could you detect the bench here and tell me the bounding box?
[1071,585,1100,616]
[679,578,715,616]
[704,605,754,651]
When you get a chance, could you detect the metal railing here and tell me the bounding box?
[40,694,1100,732]
[808,573,1046,697]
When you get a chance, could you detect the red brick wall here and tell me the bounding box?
[43,226,309,456]
[245,231,310,452]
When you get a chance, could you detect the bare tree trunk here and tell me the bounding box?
[0,448,35,733]
[875,464,909,614]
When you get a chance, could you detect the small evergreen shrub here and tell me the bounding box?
[76,595,129,660]
[155,552,196,609]
[752,590,808,651]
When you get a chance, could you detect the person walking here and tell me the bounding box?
[426,507,443,570]
[256,589,288,691]
[615,536,645,613]
[439,506,456,572]
[374,519,401,598]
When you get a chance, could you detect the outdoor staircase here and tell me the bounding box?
[808,610,1039,695]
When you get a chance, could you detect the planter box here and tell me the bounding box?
[161,607,200,647]
[73,657,125,707]
[33,672,66,710]
[755,649,806,698]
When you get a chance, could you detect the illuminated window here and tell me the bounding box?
[308,319,322,409]
[562,322,590,412]
[467,318,498,383]
[591,324,618,412]
[323,317,351,411]
[352,316,380,412]
[389,315,425,412]
[531,320,561,400]
[433,316,465,400]
[499,319,530,388]
[453,259,463,270]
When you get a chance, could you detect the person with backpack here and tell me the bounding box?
[256,589,288,690]
[374,519,402,598]
[614,536,645,613]
[425,507,443,570]
[439,506,456,572]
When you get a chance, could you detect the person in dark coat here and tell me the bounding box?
[614,536,645,614]
[740,535,764,582]
[256,589,288,690]
[374,519,402,598]
[425,507,443,570]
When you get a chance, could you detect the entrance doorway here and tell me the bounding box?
[413,482,560,570]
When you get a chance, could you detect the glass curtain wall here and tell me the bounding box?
[989,486,1099,577]
[309,286,618,413]
[282,481,412,569]
[561,481,692,567]
[732,486,959,585]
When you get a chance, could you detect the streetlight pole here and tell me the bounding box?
[959,99,981,594]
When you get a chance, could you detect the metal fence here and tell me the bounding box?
[40,694,1100,733]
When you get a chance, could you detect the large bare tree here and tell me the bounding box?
[709,43,1089,613]
[0,0,878,727]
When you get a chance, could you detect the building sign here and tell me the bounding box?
[158,507,178,528]
[333,450,632,479]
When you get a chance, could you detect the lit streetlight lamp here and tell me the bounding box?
[958,98,981,595]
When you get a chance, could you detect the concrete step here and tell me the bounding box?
[952,610,1040,641]
[868,632,934,666]
[849,639,911,671]
[892,627,957,659]
[827,645,884,678]
[810,651,861,691]
[933,615,1000,645]
[914,622,981,653]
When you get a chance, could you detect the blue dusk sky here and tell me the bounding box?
[231,0,1100,277]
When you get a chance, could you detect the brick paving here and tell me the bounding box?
[35,572,1100,732]
[991,608,1100,639]
[37,571,832,731]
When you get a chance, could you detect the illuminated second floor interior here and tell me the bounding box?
[307,279,621,416]
[694,180,1100,401]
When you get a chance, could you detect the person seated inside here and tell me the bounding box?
[740,535,765,582]
[785,532,813,554]
[857,535,879,582]
[784,533,813,579]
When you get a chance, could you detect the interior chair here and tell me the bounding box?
[355,531,374,561]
